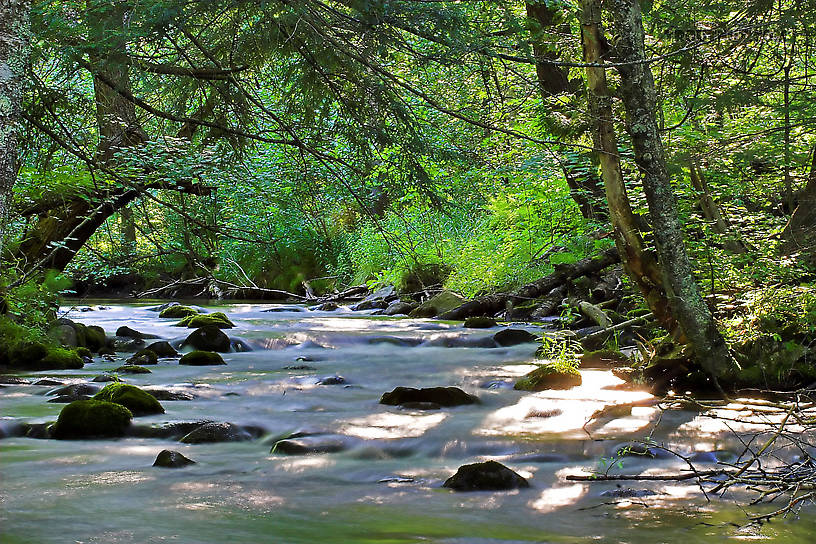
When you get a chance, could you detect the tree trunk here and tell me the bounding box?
[608,0,736,378]
[782,145,816,264]
[688,160,747,254]
[526,0,607,220]
[0,0,30,258]
[578,0,674,333]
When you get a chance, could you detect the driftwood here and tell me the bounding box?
[136,277,306,300]
[439,247,621,320]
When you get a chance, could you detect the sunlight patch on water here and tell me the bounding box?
[341,412,448,439]
[528,483,587,512]
[64,471,153,488]
[273,456,336,473]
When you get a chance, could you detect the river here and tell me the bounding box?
[1,302,813,543]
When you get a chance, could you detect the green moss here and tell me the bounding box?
[159,305,200,319]
[73,322,88,348]
[175,312,235,329]
[75,347,93,359]
[84,326,107,352]
[127,349,158,365]
[53,400,133,439]
[93,383,164,416]
[514,363,582,391]
[179,350,226,366]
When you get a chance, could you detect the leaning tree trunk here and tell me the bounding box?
[782,145,816,265]
[0,0,30,259]
[608,0,736,378]
[526,0,607,220]
[578,0,675,333]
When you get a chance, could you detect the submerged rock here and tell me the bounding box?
[272,435,350,455]
[443,461,529,491]
[153,449,196,468]
[514,364,581,391]
[181,326,231,352]
[179,422,253,443]
[143,388,196,401]
[493,328,538,346]
[93,383,165,416]
[52,400,133,439]
[179,351,226,366]
[114,365,152,374]
[48,394,91,403]
[116,326,160,340]
[109,336,146,352]
[313,302,339,311]
[145,341,179,358]
[380,386,479,408]
[318,375,345,385]
[48,383,100,397]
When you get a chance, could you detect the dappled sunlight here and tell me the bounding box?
[528,483,587,512]
[477,370,654,439]
[341,412,448,439]
[64,471,153,488]
[273,456,335,473]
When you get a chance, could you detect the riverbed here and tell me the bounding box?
[1,302,813,543]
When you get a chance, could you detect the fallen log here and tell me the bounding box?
[439,247,621,320]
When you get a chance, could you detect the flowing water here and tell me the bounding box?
[1,302,814,543]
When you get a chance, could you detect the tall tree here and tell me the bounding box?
[0,0,30,258]
[607,0,736,378]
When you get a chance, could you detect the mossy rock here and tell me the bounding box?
[85,325,107,352]
[514,364,582,391]
[409,291,467,318]
[181,326,231,352]
[127,349,158,365]
[179,351,226,366]
[93,383,164,416]
[159,305,200,319]
[145,341,179,358]
[75,347,93,359]
[175,312,234,329]
[114,365,152,374]
[580,349,629,369]
[52,400,133,439]
[38,347,84,370]
[464,316,497,328]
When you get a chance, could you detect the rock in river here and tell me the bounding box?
[153,449,196,468]
[179,351,226,366]
[179,422,254,443]
[181,326,232,353]
[443,460,529,492]
[493,328,538,346]
[380,386,479,408]
[93,383,165,416]
[52,400,133,439]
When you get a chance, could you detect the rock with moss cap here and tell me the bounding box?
[494,328,538,346]
[159,305,200,319]
[464,316,497,328]
[145,341,179,358]
[175,312,235,329]
[84,326,107,352]
[409,291,467,318]
[443,460,529,491]
[93,383,165,416]
[181,326,231,352]
[52,400,133,439]
[179,351,226,366]
[514,363,582,391]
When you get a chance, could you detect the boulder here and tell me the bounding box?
[181,326,231,352]
[158,305,200,319]
[318,375,345,385]
[179,422,253,444]
[145,341,179,358]
[116,326,160,339]
[409,291,467,318]
[147,301,180,312]
[383,301,419,316]
[48,324,78,347]
[443,461,529,491]
[153,449,196,468]
[380,386,479,408]
[85,326,107,352]
[48,383,100,397]
[351,299,388,311]
[52,400,133,439]
[93,383,165,416]
[127,349,158,365]
[48,394,91,403]
[464,316,497,328]
[493,328,538,346]
[113,365,152,374]
[92,374,120,383]
[142,388,195,401]
[313,302,339,311]
[176,312,234,329]
[514,364,582,391]
[179,351,226,366]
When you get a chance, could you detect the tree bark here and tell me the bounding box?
[688,160,747,254]
[0,0,30,258]
[608,0,736,378]
[578,0,674,333]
